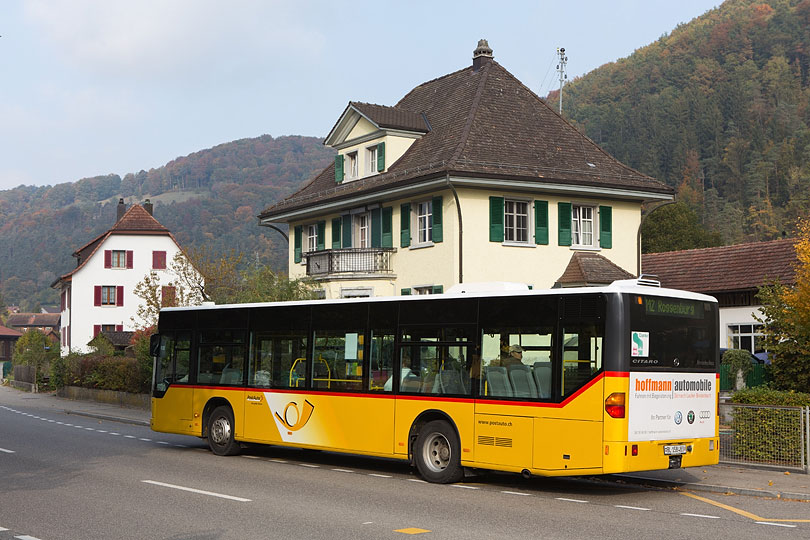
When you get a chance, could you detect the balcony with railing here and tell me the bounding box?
[304,247,396,277]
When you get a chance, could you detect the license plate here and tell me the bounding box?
[664,444,687,455]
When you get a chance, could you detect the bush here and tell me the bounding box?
[53,353,151,394]
[729,388,810,464]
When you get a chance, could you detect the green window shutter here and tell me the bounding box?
[432,285,443,294]
[400,203,411,247]
[294,225,302,263]
[371,208,382,248]
[334,155,344,183]
[534,200,549,245]
[381,207,393,247]
[401,288,411,295]
[599,205,613,249]
[342,214,352,248]
[431,196,443,243]
[377,142,385,172]
[558,202,572,246]
[331,217,342,249]
[489,196,504,242]
[316,221,325,251]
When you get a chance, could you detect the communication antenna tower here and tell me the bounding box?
[556,47,568,115]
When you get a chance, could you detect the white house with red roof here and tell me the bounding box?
[52,199,189,355]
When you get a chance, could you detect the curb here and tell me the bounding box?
[63,409,150,427]
[613,474,810,501]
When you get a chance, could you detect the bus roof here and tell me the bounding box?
[160,278,717,314]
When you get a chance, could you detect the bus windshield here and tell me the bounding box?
[627,295,717,371]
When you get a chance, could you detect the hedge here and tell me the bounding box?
[51,353,151,394]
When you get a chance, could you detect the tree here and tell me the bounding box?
[131,254,206,329]
[13,329,59,372]
[235,266,319,303]
[757,218,810,391]
[641,201,723,253]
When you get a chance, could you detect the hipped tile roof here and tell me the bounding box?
[641,238,798,294]
[556,252,635,286]
[261,56,671,220]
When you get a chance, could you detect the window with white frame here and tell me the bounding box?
[504,200,530,243]
[306,224,318,253]
[572,205,594,247]
[346,151,358,179]
[728,324,765,353]
[355,213,370,248]
[413,286,435,295]
[416,200,432,244]
[366,146,377,175]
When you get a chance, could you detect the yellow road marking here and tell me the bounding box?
[681,492,810,523]
[395,528,431,534]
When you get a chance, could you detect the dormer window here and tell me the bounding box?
[366,146,378,175]
[347,151,358,180]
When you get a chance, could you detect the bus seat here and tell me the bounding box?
[508,364,538,398]
[533,362,552,398]
[484,366,513,397]
[400,374,421,392]
[436,369,465,395]
[219,367,242,385]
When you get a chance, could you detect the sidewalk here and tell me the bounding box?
[2,384,808,500]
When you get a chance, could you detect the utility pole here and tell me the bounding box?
[557,47,568,115]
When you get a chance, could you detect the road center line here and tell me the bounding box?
[369,473,392,478]
[141,480,251,502]
[680,513,720,519]
[14,535,43,540]
[0,448,15,454]
[614,505,649,511]
[756,522,797,528]
[556,497,588,503]
[501,491,530,496]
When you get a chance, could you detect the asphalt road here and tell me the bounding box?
[1,396,808,539]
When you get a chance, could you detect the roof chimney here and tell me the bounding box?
[143,199,153,216]
[116,198,126,222]
[472,39,493,71]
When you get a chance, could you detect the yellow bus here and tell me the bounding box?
[150,278,719,483]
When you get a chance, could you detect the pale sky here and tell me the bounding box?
[0,0,721,191]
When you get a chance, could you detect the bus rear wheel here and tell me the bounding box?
[207,405,240,456]
[414,420,463,484]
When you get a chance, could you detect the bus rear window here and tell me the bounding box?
[628,295,717,371]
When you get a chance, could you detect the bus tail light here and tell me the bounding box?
[605,392,625,418]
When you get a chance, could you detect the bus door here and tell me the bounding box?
[152,332,194,435]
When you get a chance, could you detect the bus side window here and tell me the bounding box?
[250,332,308,389]
[371,331,395,392]
[561,324,603,397]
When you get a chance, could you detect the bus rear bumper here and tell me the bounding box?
[602,438,720,474]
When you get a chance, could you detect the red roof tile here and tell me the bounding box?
[0,325,23,337]
[641,239,797,293]
[556,252,635,286]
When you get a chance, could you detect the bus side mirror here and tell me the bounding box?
[149,334,161,357]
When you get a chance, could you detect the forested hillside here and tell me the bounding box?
[550,0,810,245]
[0,135,333,310]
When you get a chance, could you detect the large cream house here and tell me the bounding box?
[259,41,673,298]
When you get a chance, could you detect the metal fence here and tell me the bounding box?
[719,402,810,473]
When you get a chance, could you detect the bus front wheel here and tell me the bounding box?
[207,405,240,456]
[414,420,463,484]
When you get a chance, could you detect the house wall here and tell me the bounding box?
[63,234,184,354]
[719,305,764,349]
[289,184,642,298]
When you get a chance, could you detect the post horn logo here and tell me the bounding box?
[275,400,315,432]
